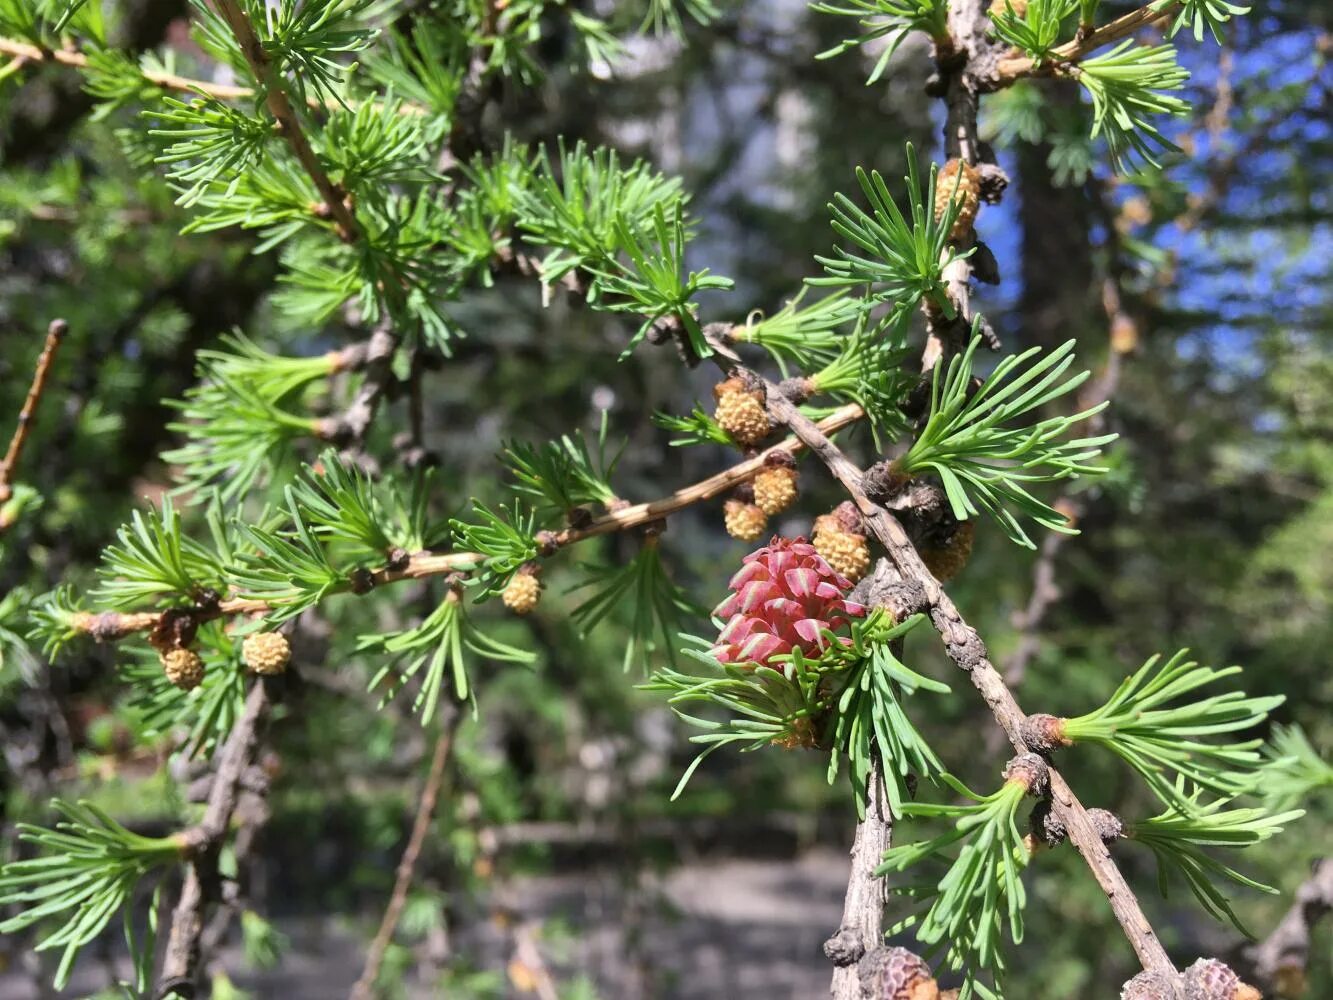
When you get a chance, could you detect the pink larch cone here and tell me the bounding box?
[711,537,865,668]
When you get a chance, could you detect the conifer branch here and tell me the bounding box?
[741,364,1177,978]
[996,4,1178,80]
[314,326,398,449]
[0,35,254,101]
[922,0,999,368]
[0,318,66,510]
[0,35,431,113]
[212,0,363,243]
[66,405,865,642]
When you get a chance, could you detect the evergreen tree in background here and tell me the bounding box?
[0,0,1328,997]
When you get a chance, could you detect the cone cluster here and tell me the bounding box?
[502,570,542,614]
[1121,959,1260,1000]
[724,498,768,542]
[713,378,771,447]
[935,159,981,242]
[812,503,870,582]
[161,648,205,691]
[242,631,291,675]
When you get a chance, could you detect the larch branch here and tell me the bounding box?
[0,34,425,114]
[824,757,894,1000]
[71,404,866,642]
[1241,858,1332,995]
[757,375,1176,978]
[212,0,363,243]
[996,3,1177,80]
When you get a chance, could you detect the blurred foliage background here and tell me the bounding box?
[0,0,1329,997]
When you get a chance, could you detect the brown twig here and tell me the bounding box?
[212,0,363,243]
[0,36,252,100]
[506,919,562,1000]
[0,319,67,507]
[315,326,399,448]
[996,3,1177,80]
[0,34,425,115]
[350,705,464,1000]
[71,404,867,642]
[159,679,273,997]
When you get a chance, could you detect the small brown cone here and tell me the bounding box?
[812,513,870,583]
[713,379,771,447]
[935,159,981,241]
[502,570,542,615]
[724,499,768,542]
[920,519,975,582]
[1182,958,1259,1000]
[988,0,1027,16]
[1029,798,1067,849]
[161,648,205,691]
[1121,970,1179,1000]
[242,631,290,675]
[1111,313,1140,354]
[858,945,940,1000]
[753,465,798,516]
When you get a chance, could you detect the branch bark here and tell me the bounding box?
[923,0,1004,368]
[824,758,894,1000]
[315,326,399,449]
[159,679,273,997]
[996,3,1176,80]
[0,35,427,114]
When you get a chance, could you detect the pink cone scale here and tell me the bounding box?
[711,536,865,668]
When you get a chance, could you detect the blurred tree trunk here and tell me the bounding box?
[1018,86,1096,352]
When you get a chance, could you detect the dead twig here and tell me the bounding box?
[1239,858,1332,996]
[1,319,67,509]
[350,705,464,1000]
